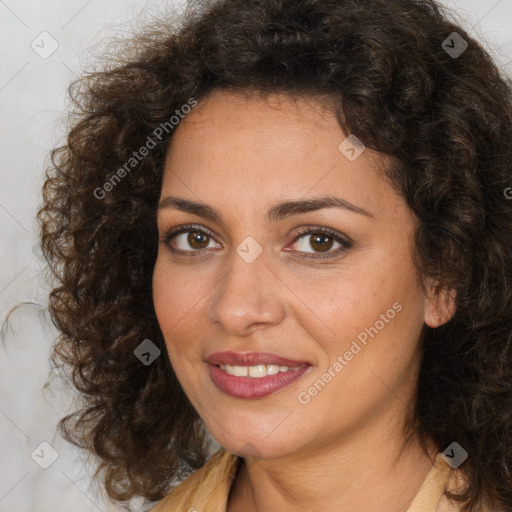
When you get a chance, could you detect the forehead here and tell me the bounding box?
[166,90,347,159]
[161,90,403,222]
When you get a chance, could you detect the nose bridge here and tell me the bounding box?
[208,242,284,334]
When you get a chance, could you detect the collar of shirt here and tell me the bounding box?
[151,449,464,512]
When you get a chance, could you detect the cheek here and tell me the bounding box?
[296,266,424,427]
[152,260,177,341]
[152,257,206,357]
[306,251,425,366]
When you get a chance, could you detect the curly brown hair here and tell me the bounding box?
[37,0,512,510]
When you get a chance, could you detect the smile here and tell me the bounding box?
[208,364,312,399]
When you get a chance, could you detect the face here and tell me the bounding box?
[153,90,437,460]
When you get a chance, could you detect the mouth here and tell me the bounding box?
[206,351,311,399]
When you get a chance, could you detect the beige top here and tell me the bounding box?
[151,449,469,512]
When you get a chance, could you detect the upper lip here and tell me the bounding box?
[206,351,310,367]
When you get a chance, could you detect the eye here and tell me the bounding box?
[287,227,352,259]
[162,224,220,256]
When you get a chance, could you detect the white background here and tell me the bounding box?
[1,1,511,511]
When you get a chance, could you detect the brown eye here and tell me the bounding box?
[187,231,210,249]
[309,233,334,253]
[288,227,352,260]
[163,225,220,255]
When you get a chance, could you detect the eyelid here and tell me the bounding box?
[291,225,352,245]
[162,223,216,242]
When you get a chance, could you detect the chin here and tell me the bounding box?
[210,428,301,460]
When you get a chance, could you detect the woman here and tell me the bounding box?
[38,0,512,511]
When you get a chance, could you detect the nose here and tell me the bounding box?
[208,247,286,336]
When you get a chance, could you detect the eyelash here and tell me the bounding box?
[162,224,352,260]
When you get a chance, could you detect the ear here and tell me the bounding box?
[423,278,457,328]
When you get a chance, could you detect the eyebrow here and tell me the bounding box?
[157,195,375,222]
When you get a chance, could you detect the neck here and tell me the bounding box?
[227,412,439,512]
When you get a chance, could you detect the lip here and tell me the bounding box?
[206,351,310,367]
[206,351,312,399]
[208,364,311,399]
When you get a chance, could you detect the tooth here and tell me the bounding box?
[233,366,248,377]
[219,363,233,375]
[249,364,267,378]
[218,363,303,377]
[266,364,280,375]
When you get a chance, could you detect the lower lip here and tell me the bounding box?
[208,363,311,399]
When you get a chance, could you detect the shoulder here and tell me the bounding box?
[150,449,241,512]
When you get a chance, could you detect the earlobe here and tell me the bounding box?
[423,279,457,328]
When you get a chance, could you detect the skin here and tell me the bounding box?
[152,90,453,512]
